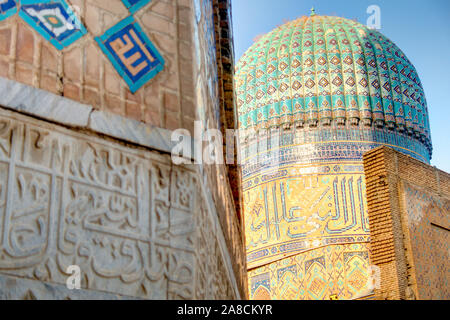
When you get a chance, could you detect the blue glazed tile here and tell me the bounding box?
[121,0,151,14]
[19,0,87,50]
[95,16,165,93]
[0,0,18,22]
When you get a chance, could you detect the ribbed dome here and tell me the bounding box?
[235,15,432,157]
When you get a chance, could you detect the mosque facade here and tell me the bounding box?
[0,0,447,301]
[235,12,438,300]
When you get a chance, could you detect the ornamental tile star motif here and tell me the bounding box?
[305,79,315,89]
[317,56,327,66]
[372,80,380,89]
[344,56,353,65]
[359,78,368,88]
[304,58,314,68]
[345,76,357,87]
[330,56,340,65]
[278,60,288,70]
[279,82,289,93]
[332,76,343,87]
[318,78,329,87]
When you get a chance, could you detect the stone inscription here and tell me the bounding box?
[0,107,235,300]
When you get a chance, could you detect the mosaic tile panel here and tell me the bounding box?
[95,16,165,93]
[240,126,431,300]
[0,0,17,21]
[241,127,431,181]
[248,243,373,300]
[19,0,87,50]
[244,164,371,270]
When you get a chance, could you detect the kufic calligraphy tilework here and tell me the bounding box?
[96,16,165,93]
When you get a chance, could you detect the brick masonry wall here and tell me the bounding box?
[363,146,449,300]
[191,0,247,297]
[0,0,196,130]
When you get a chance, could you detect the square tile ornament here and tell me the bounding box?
[19,0,87,50]
[95,16,165,93]
[121,0,151,14]
[0,0,18,22]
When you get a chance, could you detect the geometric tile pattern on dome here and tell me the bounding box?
[18,0,87,50]
[0,0,17,22]
[235,15,432,158]
[95,16,165,93]
[121,0,151,14]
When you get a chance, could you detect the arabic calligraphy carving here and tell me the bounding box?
[0,109,235,299]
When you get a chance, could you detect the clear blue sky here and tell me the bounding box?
[232,0,450,172]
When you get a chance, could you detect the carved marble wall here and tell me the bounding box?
[0,107,238,299]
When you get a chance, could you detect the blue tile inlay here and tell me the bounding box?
[95,16,165,93]
[19,0,87,50]
[121,0,151,14]
[0,0,18,22]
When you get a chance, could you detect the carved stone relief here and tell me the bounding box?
[0,107,236,300]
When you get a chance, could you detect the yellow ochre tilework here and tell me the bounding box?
[244,163,373,300]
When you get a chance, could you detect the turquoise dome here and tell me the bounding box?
[235,15,432,157]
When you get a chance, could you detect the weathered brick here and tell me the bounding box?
[86,0,128,15]
[40,74,59,95]
[16,23,34,64]
[0,28,11,56]
[41,43,58,73]
[63,82,81,100]
[164,91,179,113]
[85,3,102,35]
[141,12,176,37]
[165,111,180,131]
[0,59,9,78]
[363,146,450,300]
[15,64,33,86]
[105,94,124,116]
[63,47,82,83]
[85,43,101,88]
[151,1,175,20]
[84,87,100,107]
[126,101,142,121]
[144,107,161,127]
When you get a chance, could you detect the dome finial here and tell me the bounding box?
[310,7,316,16]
